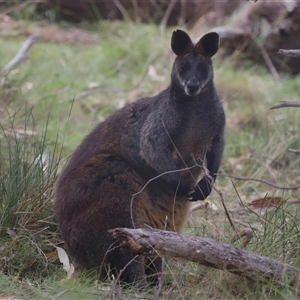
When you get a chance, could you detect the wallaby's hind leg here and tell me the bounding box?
[56,153,149,284]
[108,249,146,286]
[145,257,164,285]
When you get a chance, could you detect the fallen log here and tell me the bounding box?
[110,228,300,286]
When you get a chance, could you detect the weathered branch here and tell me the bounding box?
[278,49,300,58]
[1,34,38,76]
[110,228,300,286]
[288,149,300,154]
[270,101,300,110]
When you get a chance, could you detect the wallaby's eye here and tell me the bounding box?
[197,62,209,76]
[179,63,190,75]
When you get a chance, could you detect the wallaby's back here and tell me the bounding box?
[55,29,225,285]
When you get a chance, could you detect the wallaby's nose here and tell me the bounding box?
[185,77,200,96]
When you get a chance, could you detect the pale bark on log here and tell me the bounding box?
[110,228,300,286]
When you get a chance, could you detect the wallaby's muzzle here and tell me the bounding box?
[185,77,201,96]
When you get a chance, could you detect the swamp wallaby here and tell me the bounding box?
[55,29,225,285]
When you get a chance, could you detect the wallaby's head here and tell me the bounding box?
[171,30,219,97]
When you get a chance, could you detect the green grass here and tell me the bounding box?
[0,18,300,299]
[0,106,62,236]
[0,22,172,157]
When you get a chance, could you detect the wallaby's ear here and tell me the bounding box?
[196,32,219,57]
[171,30,193,56]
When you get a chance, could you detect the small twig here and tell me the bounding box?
[270,101,300,110]
[51,290,68,300]
[219,174,300,190]
[201,163,236,231]
[233,219,259,230]
[24,235,49,268]
[154,258,165,300]
[155,216,168,295]
[115,255,140,284]
[160,0,177,29]
[259,44,280,81]
[109,255,140,299]
[288,148,300,154]
[1,0,39,15]
[110,275,126,300]
[248,31,280,81]
[75,52,157,102]
[165,261,189,300]
[253,155,278,184]
[179,0,187,24]
[213,185,236,231]
[278,49,300,58]
[112,0,131,23]
[231,228,254,248]
[130,165,198,228]
[153,219,167,300]
[190,201,209,212]
[1,34,38,76]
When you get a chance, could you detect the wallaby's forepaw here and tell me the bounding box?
[189,176,213,201]
[173,179,191,197]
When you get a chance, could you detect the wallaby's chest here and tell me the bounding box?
[172,109,219,152]
[167,103,223,177]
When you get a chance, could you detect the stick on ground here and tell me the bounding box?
[278,49,300,58]
[1,34,38,76]
[110,227,300,286]
[270,101,300,110]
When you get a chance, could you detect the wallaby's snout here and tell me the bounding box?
[185,76,200,96]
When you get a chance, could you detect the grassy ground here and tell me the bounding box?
[0,18,300,299]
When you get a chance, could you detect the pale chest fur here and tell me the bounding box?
[134,194,191,233]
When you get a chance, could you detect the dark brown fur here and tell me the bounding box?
[55,30,225,285]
